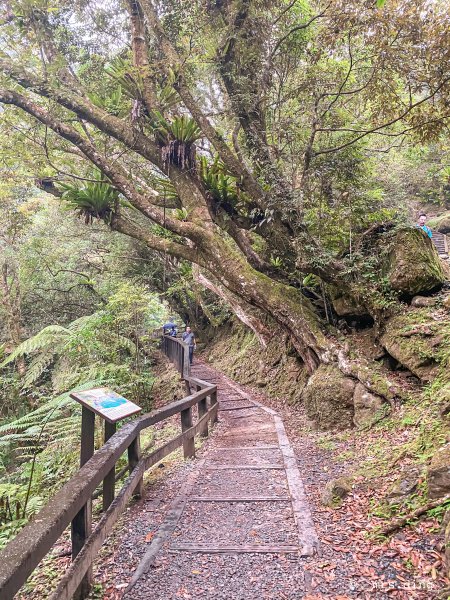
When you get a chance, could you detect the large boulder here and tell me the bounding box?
[353,383,386,428]
[426,445,450,498]
[329,291,368,318]
[385,228,445,298]
[411,295,436,308]
[303,365,355,429]
[381,311,442,382]
[428,212,450,235]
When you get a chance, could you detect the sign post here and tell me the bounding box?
[69,388,142,599]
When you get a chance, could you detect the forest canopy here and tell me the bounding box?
[0,0,449,365]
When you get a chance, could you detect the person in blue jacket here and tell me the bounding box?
[163,319,177,336]
[416,213,432,238]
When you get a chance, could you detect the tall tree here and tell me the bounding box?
[0,0,448,387]
[0,184,34,375]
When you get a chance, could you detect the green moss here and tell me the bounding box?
[381,306,450,381]
[303,365,355,430]
[386,228,445,297]
[428,211,450,234]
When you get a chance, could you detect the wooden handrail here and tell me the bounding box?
[51,409,214,600]
[161,335,191,379]
[0,369,217,600]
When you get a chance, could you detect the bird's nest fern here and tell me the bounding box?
[59,176,129,224]
[150,112,202,170]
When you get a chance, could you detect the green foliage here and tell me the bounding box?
[88,86,124,116]
[153,177,179,203]
[174,207,190,221]
[302,273,321,288]
[269,255,283,268]
[102,56,179,113]
[0,278,168,547]
[2,282,164,396]
[151,112,201,145]
[60,175,123,224]
[200,156,241,206]
[104,56,143,101]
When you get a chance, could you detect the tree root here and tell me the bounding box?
[379,494,450,537]
[336,349,407,403]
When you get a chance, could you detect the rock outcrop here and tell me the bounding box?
[329,289,368,318]
[387,467,421,503]
[411,295,436,308]
[353,383,385,428]
[385,228,445,298]
[429,212,450,235]
[321,476,352,507]
[381,311,442,382]
[426,445,450,498]
[329,227,445,319]
[303,365,355,429]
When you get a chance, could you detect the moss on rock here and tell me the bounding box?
[205,321,308,405]
[428,212,450,235]
[303,364,355,430]
[320,476,352,507]
[380,309,444,381]
[427,444,450,498]
[353,383,386,428]
[328,287,369,318]
[385,228,445,298]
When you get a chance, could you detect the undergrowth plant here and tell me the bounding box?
[0,281,167,548]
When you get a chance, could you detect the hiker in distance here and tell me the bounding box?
[163,318,177,337]
[417,213,433,238]
[182,326,197,365]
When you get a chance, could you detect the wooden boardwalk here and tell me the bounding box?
[124,362,319,599]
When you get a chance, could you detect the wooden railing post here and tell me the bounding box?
[183,342,190,378]
[71,406,95,600]
[197,384,209,438]
[103,421,117,511]
[181,406,195,458]
[128,434,143,497]
[210,389,218,424]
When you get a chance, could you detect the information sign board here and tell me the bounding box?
[71,387,142,423]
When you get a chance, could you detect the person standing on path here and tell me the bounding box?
[182,326,196,365]
[416,213,433,238]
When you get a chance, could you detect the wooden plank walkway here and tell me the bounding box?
[124,362,319,599]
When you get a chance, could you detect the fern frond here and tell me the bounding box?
[0,326,69,368]
[21,352,55,389]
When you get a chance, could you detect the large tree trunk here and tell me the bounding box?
[194,268,272,347]
[192,233,400,403]
[198,234,331,373]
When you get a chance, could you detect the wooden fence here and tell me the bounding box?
[0,336,217,600]
[161,333,191,379]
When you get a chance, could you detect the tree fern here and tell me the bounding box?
[21,352,55,390]
[0,325,70,369]
[0,381,102,455]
